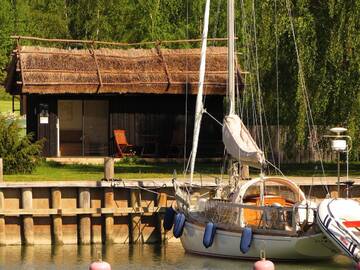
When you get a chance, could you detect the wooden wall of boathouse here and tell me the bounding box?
[26,94,224,158]
[26,94,345,163]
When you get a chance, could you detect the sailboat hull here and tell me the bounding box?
[180,221,338,260]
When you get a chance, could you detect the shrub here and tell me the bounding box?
[0,114,44,174]
[0,88,12,101]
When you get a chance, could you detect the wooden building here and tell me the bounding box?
[5,43,243,158]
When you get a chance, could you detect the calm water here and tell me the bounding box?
[0,243,354,270]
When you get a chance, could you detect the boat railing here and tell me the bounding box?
[196,199,315,235]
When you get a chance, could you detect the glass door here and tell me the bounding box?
[58,100,83,156]
[83,100,109,156]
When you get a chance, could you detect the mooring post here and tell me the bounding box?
[22,188,34,245]
[0,189,5,245]
[104,157,114,181]
[79,187,91,245]
[104,187,114,244]
[51,187,63,245]
[0,158,3,182]
[157,192,167,243]
[130,189,142,243]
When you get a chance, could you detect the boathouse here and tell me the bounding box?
[4,39,243,158]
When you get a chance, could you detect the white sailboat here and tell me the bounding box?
[172,0,338,260]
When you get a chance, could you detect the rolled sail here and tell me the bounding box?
[222,114,266,168]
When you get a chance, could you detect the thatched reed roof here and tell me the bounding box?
[5,45,243,95]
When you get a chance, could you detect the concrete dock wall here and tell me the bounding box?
[0,180,358,246]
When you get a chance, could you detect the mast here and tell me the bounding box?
[189,0,211,184]
[228,0,235,115]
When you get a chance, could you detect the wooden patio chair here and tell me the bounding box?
[113,129,135,157]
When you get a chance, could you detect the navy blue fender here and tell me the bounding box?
[173,213,186,238]
[163,207,176,231]
[240,227,253,254]
[203,222,217,248]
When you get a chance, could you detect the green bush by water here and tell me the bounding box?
[0,114,44,174]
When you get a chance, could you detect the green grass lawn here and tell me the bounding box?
[3,161,224,181]
[0,88,17,114]
[3,160,360,182]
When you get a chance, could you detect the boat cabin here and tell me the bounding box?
[4,41,243,158]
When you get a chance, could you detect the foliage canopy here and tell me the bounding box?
[0,0,359,159]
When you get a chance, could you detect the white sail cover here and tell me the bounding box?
[223,114,266,168]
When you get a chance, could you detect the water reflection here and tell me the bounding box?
[0,243,354,270]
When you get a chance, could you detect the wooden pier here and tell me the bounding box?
[0,180,216,245]
[0,179,358,246]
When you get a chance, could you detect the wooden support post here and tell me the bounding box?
[104,187,114,244]
[241,165,250,180]
[0,159,3,182]
[0,190,5,245]
[130,189,142,244]
[22,188,34,245]
[51,187,63,245]
[79,188,91,245]
[157,192,167,243]
[104,157,114,181]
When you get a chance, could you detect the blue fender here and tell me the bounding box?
[173,213,186,238]
[203,222,217,248]
[240,227,253,254]
[163,207,176,231]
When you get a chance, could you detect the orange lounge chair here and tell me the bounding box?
[113,129,135,157]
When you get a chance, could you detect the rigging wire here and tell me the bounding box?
[239,0,263,165]
[212,0,223,46]
[275,0,281,169]
[260,94,276,165]
[244,1,277,167]
[285,0,330,195]
[203,0,223,106]
[250,0,265,156]
[239,0,252,128]
[184,0,189,175]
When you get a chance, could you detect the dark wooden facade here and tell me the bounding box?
[26,95,58,156]
[26,94,224,157]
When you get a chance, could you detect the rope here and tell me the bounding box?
[265,160,287,179]
[203,109,223,127]
[105,178,176,198]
